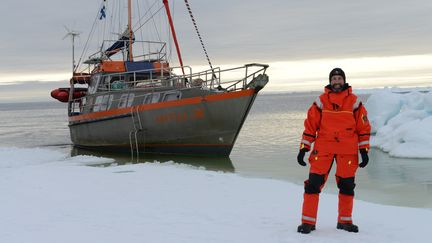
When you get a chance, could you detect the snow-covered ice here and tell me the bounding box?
[0,147,430,243]
[365,88,432,158]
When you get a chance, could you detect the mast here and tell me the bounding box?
[62,27,80,73]
[62,27,81,116]
[128,0,133,61]
[72,34,76,73]
[163,0,185,75]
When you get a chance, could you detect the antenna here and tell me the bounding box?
[63,25,82,73]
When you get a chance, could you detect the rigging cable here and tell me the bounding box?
[137,0,162,59]
[133,6,165,34]
[133,0,159,33]
[148,0,162,43]
[75,0,105,73]
[136,0,145,59]
[167,0,174,63]
[102,0,107,49]
[183,0,216,78]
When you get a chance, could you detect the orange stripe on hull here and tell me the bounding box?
[144,143,232,147]
[69,89,255,123]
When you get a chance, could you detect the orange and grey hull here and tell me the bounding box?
[69,89,257,156]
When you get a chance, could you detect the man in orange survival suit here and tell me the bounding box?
[296,68,371,234]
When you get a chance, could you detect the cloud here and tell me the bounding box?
[0,81,68,103]
[1,0,431,89]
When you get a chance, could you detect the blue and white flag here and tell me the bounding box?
[99,5,106,20]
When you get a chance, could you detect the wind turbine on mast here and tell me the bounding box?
[63,26,82,73]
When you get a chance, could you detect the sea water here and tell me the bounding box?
[0,93,431,208]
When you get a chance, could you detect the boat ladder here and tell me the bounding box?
[129,106,143,162]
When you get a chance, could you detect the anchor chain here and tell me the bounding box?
[183,0,216,80]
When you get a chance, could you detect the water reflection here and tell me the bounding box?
[70,146,235,172]
[347,148,432,208]
[368,149,432,186]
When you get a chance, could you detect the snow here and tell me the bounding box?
[0,147,431,242]
[365,88,432,158]
[0,147,114,168]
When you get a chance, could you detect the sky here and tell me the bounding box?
[1,0,432,100]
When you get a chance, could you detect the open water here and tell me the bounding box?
[1,93,431,208]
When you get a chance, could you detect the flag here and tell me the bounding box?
[99,5,106,20]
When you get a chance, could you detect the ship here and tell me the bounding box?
[51,0,269,157]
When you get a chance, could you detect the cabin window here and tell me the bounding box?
[118,94,129,108]
[93,94,114,111]
[93,95,104,112]
[99,94,114,111]
[88,75,101,94]
[107,95,114,109]
[142,94,152,104]
[97,76,110,91]
[127,93,135,107]
[151,93,160,103]
[80,97,87,112]
[118,93,135,108]
[163,91,181,101]
[99,95,108,111]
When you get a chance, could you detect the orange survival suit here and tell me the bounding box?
[299,84,371,226]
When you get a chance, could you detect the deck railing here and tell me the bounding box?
[96,63,267,92]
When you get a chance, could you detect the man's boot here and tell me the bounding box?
[337,222,359,233]
[297,223,316,234]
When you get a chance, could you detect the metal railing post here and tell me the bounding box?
[133,72,136,86]
[244,66,248,89]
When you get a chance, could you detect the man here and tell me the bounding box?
[296,68,371,234]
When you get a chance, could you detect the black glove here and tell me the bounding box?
[359,148,369,168]
[297,148,309,166]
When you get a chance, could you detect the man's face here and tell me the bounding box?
[330,75,345,92]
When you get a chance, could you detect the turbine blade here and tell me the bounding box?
[63,25,71,33]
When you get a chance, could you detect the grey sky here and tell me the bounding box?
[1,0,432,83]
[183,0,432,62]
